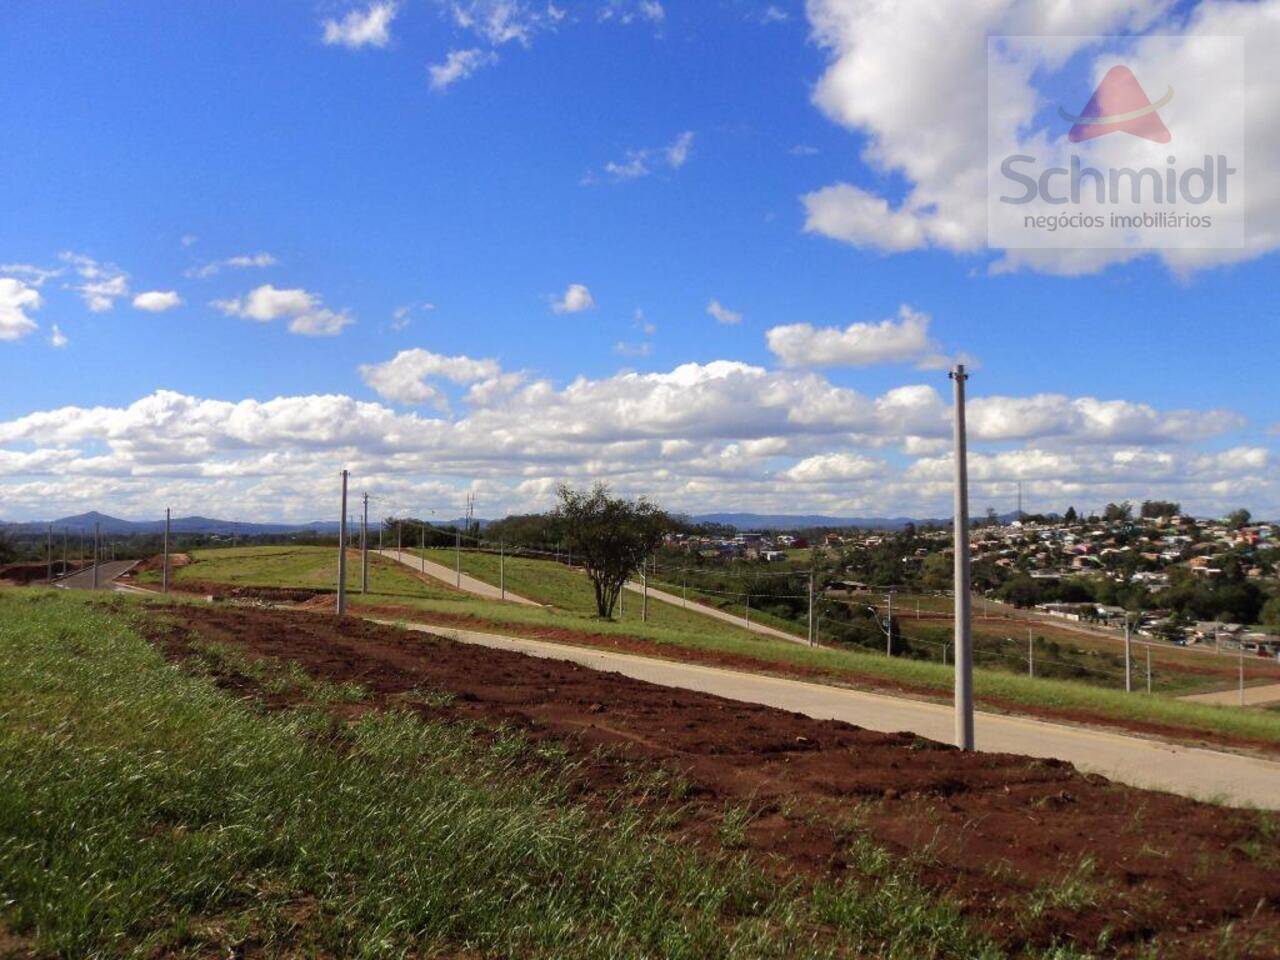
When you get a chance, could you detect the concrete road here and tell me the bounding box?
[1183,683,1280,708]
[374,549,539,606]
[56,560,139,591]
[387,620,1280,810]
[625,580,809,646]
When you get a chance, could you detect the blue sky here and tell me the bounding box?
[0,0,1276,522]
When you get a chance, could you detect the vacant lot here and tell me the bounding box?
[3,589,1277,958]
[142,546,1280,753]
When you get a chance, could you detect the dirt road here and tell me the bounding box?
[1184,682,1280,707]
[373,548,539,605]
[396,620,1280,810]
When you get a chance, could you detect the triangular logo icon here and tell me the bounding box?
[1060,65,1172,143]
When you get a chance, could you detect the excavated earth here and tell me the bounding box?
[141,603,1280,959]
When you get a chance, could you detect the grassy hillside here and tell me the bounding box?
[0,589,1007,959]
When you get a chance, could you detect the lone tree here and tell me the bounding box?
[552,483,668,619]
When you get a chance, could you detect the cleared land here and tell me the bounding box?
[139,546,1280,754]
[4,589,1277,958]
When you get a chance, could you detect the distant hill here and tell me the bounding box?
[0,511,488,537]
[692,513,932,531]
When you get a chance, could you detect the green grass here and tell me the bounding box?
[163,547,1280,749]
[0,588,1013,959]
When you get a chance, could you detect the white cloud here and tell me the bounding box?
[132,290,183,313]
[60,252,129,312]
[665,130,693,168]
[639,1,665,22]
[588,131,696,183]
[0,263,61,287]
[758,5,788,23]
[613,340,652,358]
[215,284,351,336]
[551,283,596,314]
[0,277,42,341]
[784,452,885,483]
[0,353,1265,520]
[49,324,68,348]
[322,2,397,48]
[186,252,279,279]
[429,48,497,90]
[802,0,1280,276]
[766,304,951,368]
[359,348,502,406]
[706,299,742,326]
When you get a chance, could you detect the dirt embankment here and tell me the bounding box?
[141,604,1280,959]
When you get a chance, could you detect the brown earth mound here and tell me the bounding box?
[141,604,1280,959]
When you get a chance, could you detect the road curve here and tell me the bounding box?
[56,560,139,591]
[373,549,539,606]
[386,620,1280,810]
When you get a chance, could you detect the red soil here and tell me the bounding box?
[141,604,1280,959]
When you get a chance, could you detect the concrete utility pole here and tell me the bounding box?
[61,527,67,577]
[885,591,894,656]
[499,540,506,600]
[162,508,170,595]
[420,522,426,573]
[1240,641,1246,706]
[1146,643,1153,694]
[950,363,975,751]
[1124,618,1133,693]
[642,565,649,622]
[337,470,349,616]
[807,568,815,646]
[92,522,100,590]
[1028,627,1034,678]
[361,493,369,594]
[397,519,402,559]
[455,529,461,587]
[745,592,751,627]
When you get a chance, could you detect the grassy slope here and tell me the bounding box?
[0,589,1002,959]
[162,547,1280,748]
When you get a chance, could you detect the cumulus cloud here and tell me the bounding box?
[359,348,502,406]
[767,304,954,369]
[0,357,1266,520]
[0,277,42,341]
[214,284,352,336]
[802,0,1280,276]
[706,299,742,326]
[60,252,129,312]
[551,283,596,314]
[48,324,68,348]
[322,2,397,48]
[132,290,183,312]
[429,48,497,90]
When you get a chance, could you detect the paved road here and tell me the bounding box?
[56,560,138,591]
[374,549,539,606]
[385,620,1280,810]
[625,580,809,646]
[1183,683,1280,708]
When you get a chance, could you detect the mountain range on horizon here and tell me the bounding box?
[0,509,1050,536]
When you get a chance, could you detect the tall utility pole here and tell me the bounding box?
[455,529,461,587]
[162,508,171,595]
[807,568,815,647]
[61,527,67,577]
[1146,643,1153,694]
[337,470,349,616]
[361,493,369,594]
[1239,641,1246,706]
[1124,618,1133,693]
[642,565,648,622]
[499,540,506,600]
[1028,627,1034,678]
[92,522,101,590]
[420,521,426,573]
[397,519,402,559]
[950,364,975,751]
[885,591,894,656]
